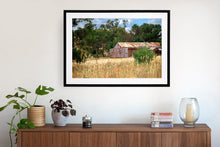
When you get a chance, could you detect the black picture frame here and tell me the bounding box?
[64,10,170,87]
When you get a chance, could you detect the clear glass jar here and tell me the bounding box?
[179,98,199,127]
[82,115,92,128]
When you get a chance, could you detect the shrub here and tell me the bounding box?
[72,48,87,63]
[133,47,155,64]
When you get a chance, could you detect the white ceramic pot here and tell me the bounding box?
[51,109,69,126]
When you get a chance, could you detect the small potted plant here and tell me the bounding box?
[0,85,54,147]
[50,99,76,126]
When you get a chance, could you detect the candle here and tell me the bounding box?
[185,104,194,124]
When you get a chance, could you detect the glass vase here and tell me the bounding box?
[179,98,199,127]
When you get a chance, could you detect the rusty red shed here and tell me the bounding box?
[110,42,161,58]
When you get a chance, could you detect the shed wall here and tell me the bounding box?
[110,48,129,58]
[128,48,137,57]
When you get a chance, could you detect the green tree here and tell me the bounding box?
[133,47,156,64]
[131,24,144,42]
[140,23,161,42]
[72,48,87,63]
[122,20,128,28]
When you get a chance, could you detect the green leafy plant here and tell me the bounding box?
[133,47,156,64]
[0,85,54,147]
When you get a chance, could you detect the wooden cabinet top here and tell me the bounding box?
[18,124,211,132]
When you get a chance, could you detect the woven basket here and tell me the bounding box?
[27,105,45,126]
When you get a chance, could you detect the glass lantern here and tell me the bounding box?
[179,98,200,127]
[82,115,92,128]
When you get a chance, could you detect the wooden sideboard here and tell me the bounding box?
[17,124,211,147]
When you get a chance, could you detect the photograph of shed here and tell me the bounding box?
[109,42,161,58]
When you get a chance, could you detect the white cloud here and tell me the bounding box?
[73,21,87,30]
[119,19,123,25]
[92,19,107,25]
[125,27,131,32]
[147,19,161,25]
[118,18,133,27]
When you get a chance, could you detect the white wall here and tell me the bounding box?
[0,0,220,146]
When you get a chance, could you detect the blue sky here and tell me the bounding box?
[73,18,161,32]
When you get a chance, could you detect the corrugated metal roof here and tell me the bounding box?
[117,42,160,48]
[146,42,161,47]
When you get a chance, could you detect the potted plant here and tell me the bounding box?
[50,99,76,126]
[27,86,54,127]
[0,85,54,147]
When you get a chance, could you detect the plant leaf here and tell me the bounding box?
[14,92,19,97]
[18,87,31,94]
[19,95,25,99]
[17,123,22,129]
[13,104,20,110]
[47,87,54,92]
[27,122,35,129]
[70,109,76,116]
[0,105,8,111]
[20,119,30,124]
[11,128,16,131]
[6,95,13,98]
[0,100,17,111]
[6,93,25,99]
[62,110,69,117]
[17,119,35,130]
[67,99,72,103]
[23,126,27,129]
[35,85,54,95]
[7,122,12,126]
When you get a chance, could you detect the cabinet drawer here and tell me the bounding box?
[162,132,207,147]
[70,132,116,147]
[117,133,161,147]
[21,132,69,147]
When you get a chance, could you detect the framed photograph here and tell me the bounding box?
[64,10,170,87]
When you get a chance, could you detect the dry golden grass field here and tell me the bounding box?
[72,56,161,78]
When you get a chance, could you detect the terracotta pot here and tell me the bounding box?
[27,105,45,126]
[52,109,69,126]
